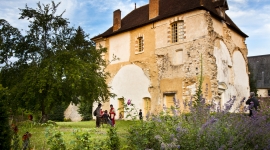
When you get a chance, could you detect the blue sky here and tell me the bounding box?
[1,0,269,56]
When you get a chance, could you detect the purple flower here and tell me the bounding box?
[127,99,131,105]
[202,117,218,129]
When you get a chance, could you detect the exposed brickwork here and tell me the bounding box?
[149,0,159,20]
[113,9,121,32]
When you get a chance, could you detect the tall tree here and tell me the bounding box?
[0,2,113,122]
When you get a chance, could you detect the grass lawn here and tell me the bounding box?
[17,120,134,149]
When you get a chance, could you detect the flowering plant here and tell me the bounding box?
[118,97,139,120]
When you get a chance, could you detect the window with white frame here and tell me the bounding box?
[171,21,185,43]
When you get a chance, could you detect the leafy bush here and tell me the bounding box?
[49,102,69,121]
[45,126,66,150]
[78,102,93,121]
[107,127,120,150]
[70,129,92,149]
[0,86,11,149]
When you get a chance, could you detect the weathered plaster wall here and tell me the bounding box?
[109,64,151,119]
[185,11,208,40]
[230,30,246,48]
[109,32,131,64]
[98,24,160,117]
[212,17,223,36]
[232,51,249,94]
[213,40,249,111]
[154,10,208,49]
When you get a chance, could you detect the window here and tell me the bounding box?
[171,21,184,43]
[143,97,151,117]
[118,98,124,119]
[138,37,144,52]
[164,93,176,115]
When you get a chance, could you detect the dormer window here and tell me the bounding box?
[171,21,185,43]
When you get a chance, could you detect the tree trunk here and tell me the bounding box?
[40,101,48,123]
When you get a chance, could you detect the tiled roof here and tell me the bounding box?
[92,0,247,40]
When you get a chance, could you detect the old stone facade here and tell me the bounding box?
[92,0,249,119]
[248,54,270,97]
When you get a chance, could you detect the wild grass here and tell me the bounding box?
[16,120,133,149]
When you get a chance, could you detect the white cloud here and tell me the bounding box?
[227,0,270,56]
[1,0,269,56]
[229,0,248,4]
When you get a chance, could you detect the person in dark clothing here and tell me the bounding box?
[95,103,102,127]
[102,110,112,126]
[246,92,260,117]
[139,109,143,120]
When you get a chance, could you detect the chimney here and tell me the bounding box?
[113,9,121,32]
[149,0,159,20]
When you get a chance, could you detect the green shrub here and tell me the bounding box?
[48,102,69,121]
[78,102,93,121]
[107,127,120,150]
[45,126,66,150]
[0,86,11,149]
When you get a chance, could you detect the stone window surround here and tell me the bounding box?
[167,16,186,44]
[135,33,144,54]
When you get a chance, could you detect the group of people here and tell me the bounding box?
[95,103,143,128]
[95,103,116,127]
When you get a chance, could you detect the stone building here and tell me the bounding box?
[92,0,250,119]
[248,54,270,97]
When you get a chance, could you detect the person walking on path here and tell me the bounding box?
[109,104,116,127]
[95,103,102,127]
[246,92,260,117]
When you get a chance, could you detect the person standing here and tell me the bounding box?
[100,108,104,116]
[246,92,260,117]
[109,104,116,127]
[95,103,102,127]
[139,109,143,120]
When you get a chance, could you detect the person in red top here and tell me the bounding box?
[109,104,116,127]
[100,108,104,116]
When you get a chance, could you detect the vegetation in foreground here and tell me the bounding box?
[8,97,270,150]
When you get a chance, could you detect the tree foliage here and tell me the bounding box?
[0,19,23,66]
[0,85,11,149]
[0,1,114,122]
